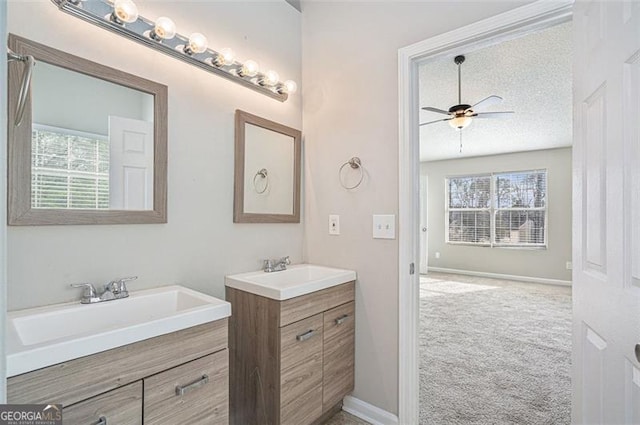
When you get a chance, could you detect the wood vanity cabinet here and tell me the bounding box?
[7,319,230,425]
[227,282,355,425]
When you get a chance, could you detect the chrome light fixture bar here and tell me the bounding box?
[51,0,297,102]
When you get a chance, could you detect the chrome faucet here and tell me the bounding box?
[71,276,138,304]
[263,256,291,273]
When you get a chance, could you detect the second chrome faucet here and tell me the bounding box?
[263,256,290,273]
[70,276,138,304]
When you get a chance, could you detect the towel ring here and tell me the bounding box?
[253,168,269,194]
[339,157,364,190]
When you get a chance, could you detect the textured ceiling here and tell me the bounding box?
[419,22,572,162]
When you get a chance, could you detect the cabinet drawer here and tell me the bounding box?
[144,350,229,425]
[63,381,142,425]
[280,314,323,425]
[279,282,355,327]
[323,301,355,411]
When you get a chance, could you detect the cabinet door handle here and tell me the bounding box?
[94,417,107,425]
[296,329,316,342]
[335,314,350,325]
[175,374,210,396]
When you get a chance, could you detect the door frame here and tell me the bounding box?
[397,1,573,422]
[419,174,428,275]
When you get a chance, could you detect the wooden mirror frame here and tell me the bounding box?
[233,110,301,223]
[7,34,168,225]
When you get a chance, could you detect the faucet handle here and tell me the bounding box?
[108,276,138,296]
[281,256,291,265]
[70,283,98,303]
[264,259,280,272]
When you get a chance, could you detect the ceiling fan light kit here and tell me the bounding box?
[420,54,515,151]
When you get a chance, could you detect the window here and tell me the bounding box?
[31,125,110,209]
[447,175,491,244]
[446,170,547,248]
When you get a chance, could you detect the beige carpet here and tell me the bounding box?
[420,273,572,425]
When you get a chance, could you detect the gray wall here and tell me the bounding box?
[301,0,535,415]
[423,147,572,282]
[7,0,302,310]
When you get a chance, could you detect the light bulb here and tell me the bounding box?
[112,0,138,24]
[215,48,236,66]
[151,17,176,41]
[239,60,259,77]
[260,70,279,87]
[185,33,208,54]
[449,115,472,129]
[284,80,297,94]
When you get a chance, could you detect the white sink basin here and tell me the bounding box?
[225,264,356,300]
[7,286,231,377]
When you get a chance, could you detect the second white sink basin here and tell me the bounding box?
[225,264,356,300]
[7,286,231,377]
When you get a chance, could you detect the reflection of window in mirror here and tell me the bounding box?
[32,125,109,209]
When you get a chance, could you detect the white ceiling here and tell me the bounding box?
[419,22,572,162]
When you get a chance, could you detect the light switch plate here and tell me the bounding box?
[329,214,340,235]
[373,214,395,239]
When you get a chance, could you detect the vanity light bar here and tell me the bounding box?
[51,0,297,102]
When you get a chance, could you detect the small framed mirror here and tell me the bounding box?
[7,34,167,225]
[234,110,301,223]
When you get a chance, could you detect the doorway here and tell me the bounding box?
[396,2,574,423]
[417,20,573,423]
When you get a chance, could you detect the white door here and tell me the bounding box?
[420,174,429,274]
[572,1,640,423]
[108,116,154,210]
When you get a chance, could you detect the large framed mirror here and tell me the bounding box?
[7,34,168,225]
[234,110,301,223]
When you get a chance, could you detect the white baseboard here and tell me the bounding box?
[426,267,572,287]
[342,396,399,425]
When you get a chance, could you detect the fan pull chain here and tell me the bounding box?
[459,131,463,153]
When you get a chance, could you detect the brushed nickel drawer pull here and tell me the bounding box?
[175,374,209,396]
[296,329,316,342]
[335,314,350,325]
[95,416,107,425]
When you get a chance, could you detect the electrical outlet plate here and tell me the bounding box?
[329,215,340,235]
[373,214,395,239]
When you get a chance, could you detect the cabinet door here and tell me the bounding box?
[144,350,228,425]
[280,313,323,425]
[63,381,142,425]
[322,301,355,411]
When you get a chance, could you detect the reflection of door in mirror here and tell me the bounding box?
[108,116,154,210]
[243,123,295,215]
[31,61,154,211]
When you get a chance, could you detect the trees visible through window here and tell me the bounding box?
[31,125,109,209]
[446,170,547,247]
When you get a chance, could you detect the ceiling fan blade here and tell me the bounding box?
[470,95,503,112]
[419,117,453,126]
[472,111,515,119]
[421,106,451,115]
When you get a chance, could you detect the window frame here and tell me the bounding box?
[445,169,548,249]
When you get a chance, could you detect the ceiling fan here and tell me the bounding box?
[420,55,515,150]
